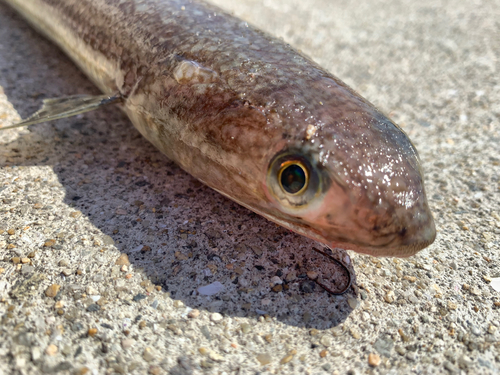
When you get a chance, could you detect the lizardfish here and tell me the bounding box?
[1,0,435,258]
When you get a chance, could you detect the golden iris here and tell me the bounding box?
[278,161,308,195]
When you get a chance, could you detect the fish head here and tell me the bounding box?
[262,77,436,257]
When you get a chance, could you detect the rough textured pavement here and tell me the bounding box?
[0,0,499,374]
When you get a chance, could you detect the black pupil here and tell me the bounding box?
[281,164,306,194]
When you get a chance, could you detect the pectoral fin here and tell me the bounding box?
[0,93,121,131]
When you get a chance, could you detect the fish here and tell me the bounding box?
[1,0,435,259]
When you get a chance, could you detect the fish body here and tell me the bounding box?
[3,0,435,257]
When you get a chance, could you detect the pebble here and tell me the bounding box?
[143,347,155,362]
[395,345,406,356]
[45,344,58,356]
[31,347,41,361]
[256,353,271,365]
[368,353,381,367]
[280,349,297,364]
[384,291,396,303]
[121,339,135,349]
[270,276,282,285]
[406,351,417,361]
[307,271,318,280]
[45,284,61,298]
[240,323,251,334]
[347,297,359,309]
[188,309,200,319]
[88,328,98,337]
[86,286,98,295]
[148,365,162,375]
[349,328,361,339]
[44,239,56,247]
[173,300,184,308]
[320,335,332,347]
[210,313,223,322]
[208,351,224,362]
[115,254,130,266]
[198,281,224,296]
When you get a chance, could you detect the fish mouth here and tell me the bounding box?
[329,214,437,257]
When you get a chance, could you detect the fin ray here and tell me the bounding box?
[0,93,121,131]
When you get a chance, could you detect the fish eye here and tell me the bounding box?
[267,150,322,209]
[279,161,308,195]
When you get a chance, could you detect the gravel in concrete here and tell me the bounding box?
[0,0,499,374]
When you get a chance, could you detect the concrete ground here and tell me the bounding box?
[0,0,499,374]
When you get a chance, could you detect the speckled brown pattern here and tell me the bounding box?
[3,0,435,256]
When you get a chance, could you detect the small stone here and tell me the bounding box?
[11,257,20,264]
[45,344,58,356]
[44,239,56,247]
[347,297,359,309]
[21,257,30,264]
[447,301,458,310]
[61,269,72,276]
[7,228,15,235]
[320,335,332,347]
[368,353,381,367]
[115,254,130,266]
[45,284,61,298]
[309,329,319,336]
[173,300,184,308]
[198,347,209,355]
[188,309,200,318]
[307,271,318,280]
[74,367,90,375]
[280,350,296,364]
[102,235,114,245]
[197,281,224,296]
[143,347,155,362]
[88,328,98,337]
[240,323,252,334]
[272,284,283,292]
[384,291,396,303]
[319,350,328,358]
[208,351,224,361]
[270,276,282,285]
[210,312,223,322]
[373,336,394,357]
[31,347,42,361]
[488,325,497,334]
[349,328,361,339]
[133,293,147,302]
[149,365,162,375]
[69,211,82,218]
[121,339,135,349]
[395,345,406,356]
[285,270,297,282]
[86,286,98,295]
[406,351,417,361]
[86,304,100,312]
[256,353,271,365]
[322,364,332,371]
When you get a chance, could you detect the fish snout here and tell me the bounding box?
[360,200,436,257]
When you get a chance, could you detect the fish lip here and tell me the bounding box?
[325,212,436,257]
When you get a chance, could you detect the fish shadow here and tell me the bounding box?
[0,3,357,330]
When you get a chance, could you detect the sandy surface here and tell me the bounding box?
[0,0,499,374]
